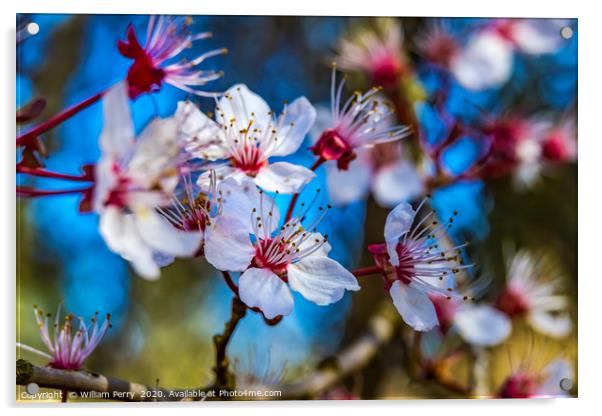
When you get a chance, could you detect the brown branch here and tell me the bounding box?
[16,359,213,402]
[213,296,247,389]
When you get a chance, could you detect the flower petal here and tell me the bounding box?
[127,117,180,189]
[204,216,254,271]
[527,311,572,338]
[134,207,203,257]
[512,19,567,55]
[288,256,359,306]
[389,281,438,331]
[454,304,512,347]
[326,152,372,205]
[99,81,134,157]
[451,31,514,91]
[176,100,228,160]
[217,84,271,132]
[270,97,317,157]
[384,202,415,266]
[535,358,573,397]
[254,162,316,194]
[99,207,159,280]
[197,165,242,191]
[220,177,281,234]
[239,267,294,318]
[372,160,424,208]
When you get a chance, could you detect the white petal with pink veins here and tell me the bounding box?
[288,256,359,306]
[176,100,228,160]
[454,304,512,347]
[134,207,203,257]
[239,267,294,318]
[99,81,134,158]
[372,160,424,208]
[204,216,255,272]
[384,202,415,266]
[217,84,272,132]
[255,162,316,194]
[389,281,438,331]
[451,31,514,91]
[270,97,317,157]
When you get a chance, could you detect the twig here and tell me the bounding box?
[16,359,211,402]
[213,296,247,389]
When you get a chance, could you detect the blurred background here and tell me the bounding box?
[16,15,577,399]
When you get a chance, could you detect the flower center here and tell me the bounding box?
[498,372,539,398]
[496,286,531,316]
[126,55,166,99]
[231,144,268,176]
[252,238,291,277]
[542,132,570,161]
[371,56,403,89]
[311,129,357,170]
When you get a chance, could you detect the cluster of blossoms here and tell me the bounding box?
[416,19,571,91]
[17,15,575,399]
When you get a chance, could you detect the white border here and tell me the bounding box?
[3,1,598,415]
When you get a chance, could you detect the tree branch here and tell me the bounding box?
[213,296,247,389]
[16,359,211,402]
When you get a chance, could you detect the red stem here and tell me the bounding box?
[16,90,105,147]
[17,186,92,198]
[284,157,325,222]
[221,271,239,296]
[17,165,93,182]
[352,265,382,277]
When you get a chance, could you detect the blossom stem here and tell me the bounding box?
[284,157,326,222]
[221,271,239,296]
[352,265,382,277]
[16,165,94,183]
[16,90,105,147]
[213,296,247,390]
[17,186,93,198]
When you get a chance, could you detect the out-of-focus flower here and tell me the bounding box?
[233,348,287,394]
[429,294,511,347]
[415,20,459,69]
[311,69,409,171]
[118,15,226,99]
[94,82,200,279]
[336,18,406,89]
[541,119,577,163]
[498,358,573,398]
[17,305,111,370]
[450,19,569,90]
[481,116,545,188]
[368,200,471,331]
[311,106,421,207]
[186,84,317,194]
[205,191,359,319]
[480,115,576,189]
[495,250,572,338]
